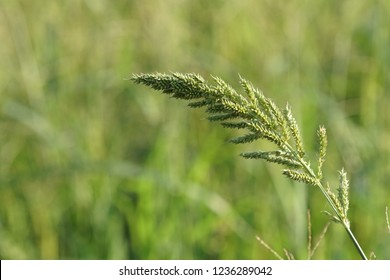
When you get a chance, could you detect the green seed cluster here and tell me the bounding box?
[132,72,351,232]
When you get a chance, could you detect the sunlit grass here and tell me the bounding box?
[0,0,389,259]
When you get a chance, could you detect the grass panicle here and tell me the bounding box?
[317,126,328,180]
[132,72,368,260]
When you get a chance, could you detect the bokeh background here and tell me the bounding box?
[1,0,389,259]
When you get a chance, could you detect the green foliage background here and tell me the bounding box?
[0,0,389,259]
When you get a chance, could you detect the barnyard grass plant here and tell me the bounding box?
[131,72,368,260]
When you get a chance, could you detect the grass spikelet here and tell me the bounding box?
[317,126,328,179]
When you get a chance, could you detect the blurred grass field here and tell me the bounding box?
[0,0,389,259]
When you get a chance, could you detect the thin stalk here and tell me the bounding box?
[133,73,369,259]
[343,222,368,260]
